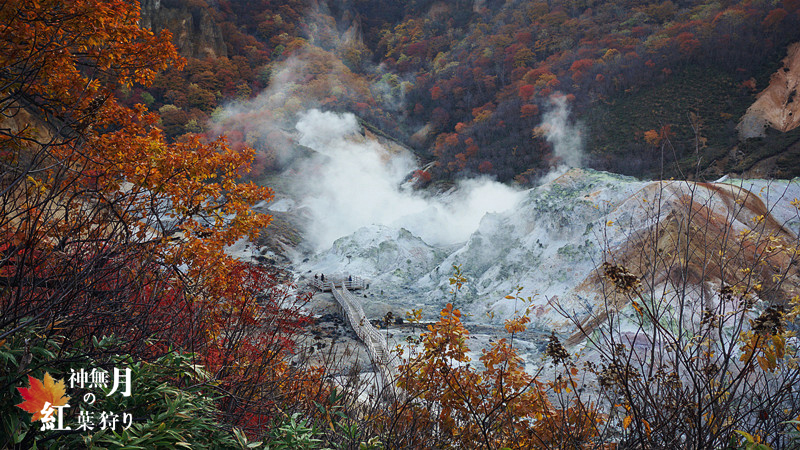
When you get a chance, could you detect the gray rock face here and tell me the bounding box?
[139,0,227,59]
[298,169,800,346]
[298,169,647,325]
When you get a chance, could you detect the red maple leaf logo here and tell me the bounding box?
[16,373,71,422]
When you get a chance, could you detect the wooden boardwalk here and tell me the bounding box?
[309,275,368,292]
[313,276,400,399]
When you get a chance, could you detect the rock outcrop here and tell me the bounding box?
[298,169,800,350]
[139,0,227,59]
[738,42,800,139]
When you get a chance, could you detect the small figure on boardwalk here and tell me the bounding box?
[348,275,352,283]
[321,274,325,282]
[314,274,318,280]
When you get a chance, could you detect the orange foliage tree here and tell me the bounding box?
[391,267,604,449]
[0,0,317,434]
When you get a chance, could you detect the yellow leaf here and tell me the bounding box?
[773,335,785,358]
[734,430,756,443]
[623,415,632,429]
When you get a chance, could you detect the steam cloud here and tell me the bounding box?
[294,109,524,250]
[540,95,583,169]
[210,13,524,252]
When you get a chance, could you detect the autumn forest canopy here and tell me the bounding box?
[2,0,800,449]
[137,0,800,183]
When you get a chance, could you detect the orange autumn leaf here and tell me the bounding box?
[644,129,661,146]
[16,373,70,422]
[622,414,633,430]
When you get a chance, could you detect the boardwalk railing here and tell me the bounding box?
[330,283,399,400]
[310,276,367,292]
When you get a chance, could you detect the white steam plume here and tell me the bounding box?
[540,95,583,169]
[295,109,524,250]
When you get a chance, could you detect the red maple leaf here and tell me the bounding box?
[16,373,71,422]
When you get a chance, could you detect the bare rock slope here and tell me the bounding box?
[299,169,800,353]
[738,42,800,138]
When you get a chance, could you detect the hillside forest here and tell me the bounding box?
[137,0,800,183]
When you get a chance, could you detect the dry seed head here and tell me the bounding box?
[752,305,785,336]
[546,332,570,364]
[602,262,640,292]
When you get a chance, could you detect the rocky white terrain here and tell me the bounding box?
[296,168,800,355]
[230,110,800,370]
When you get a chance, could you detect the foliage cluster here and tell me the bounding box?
[375,0,800,181]
[121,0,800,183]
[0,0,327,446]
[1,326,339,449]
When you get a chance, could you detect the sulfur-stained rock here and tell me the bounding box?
[738,42,800,139]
